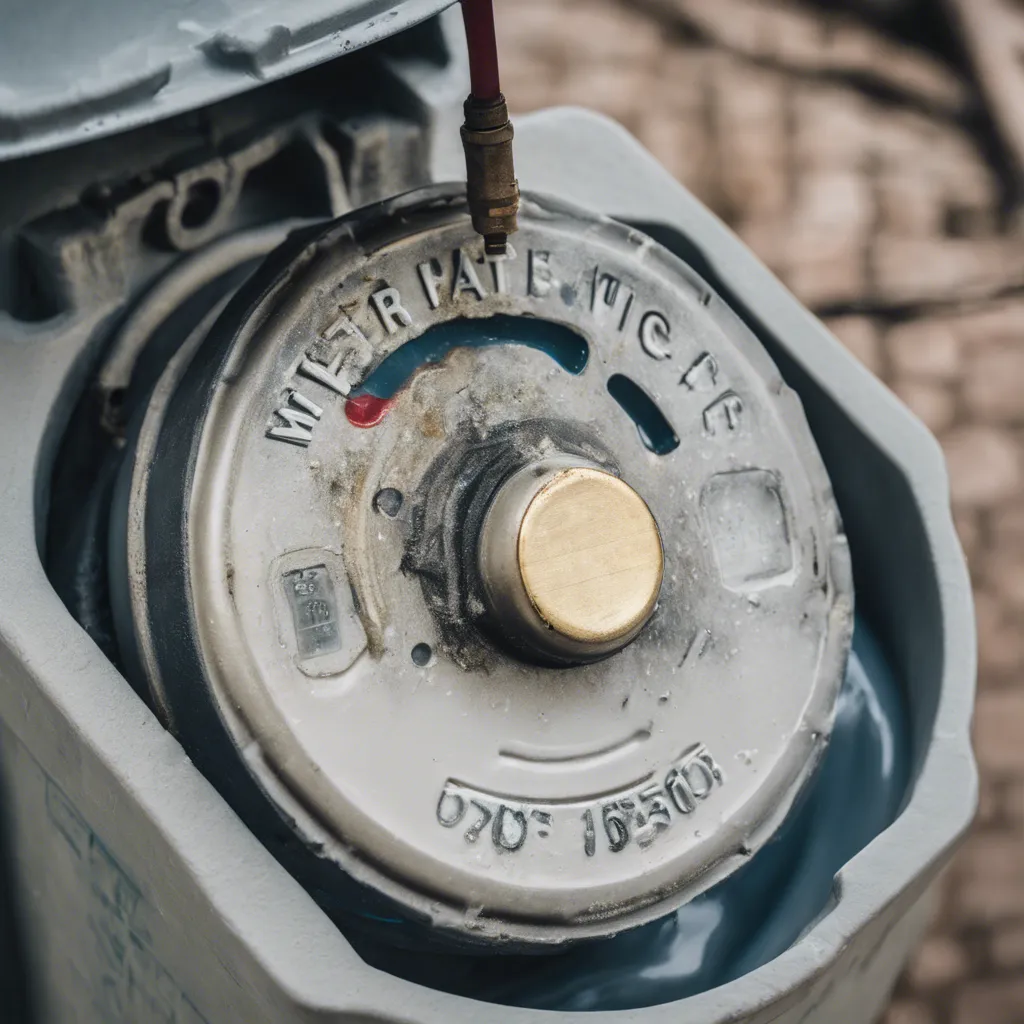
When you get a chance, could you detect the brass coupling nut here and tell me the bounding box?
[461,94,520,255]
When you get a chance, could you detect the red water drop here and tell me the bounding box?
[344,393,393,428]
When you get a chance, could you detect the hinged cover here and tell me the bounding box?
[0,0,453,162]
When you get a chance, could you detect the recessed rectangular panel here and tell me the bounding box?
[702,470,794,590]
[282,565,342,660]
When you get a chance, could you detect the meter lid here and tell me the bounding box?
[126,186,854,946]
[0,0,450,163]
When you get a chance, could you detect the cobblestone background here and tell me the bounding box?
[495,1,1024,1020]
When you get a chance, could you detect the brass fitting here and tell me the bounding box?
[461,94,520,255]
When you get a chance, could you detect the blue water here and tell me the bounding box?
[351,617,910,1009]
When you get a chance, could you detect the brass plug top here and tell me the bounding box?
[478,460,664,663]
[518,468,664,644]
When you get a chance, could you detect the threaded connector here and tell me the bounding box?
[461,94,519,255]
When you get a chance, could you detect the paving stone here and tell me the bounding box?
[495,0,579,56]
[884,1000,937,1024]
[963,344,1024,424]
[739,216,870,307]
[793,168,870,228]
[872,236,1024,306]
[875,154,997,240]
[824,315,884,376]
[656,46,720,116]
[711,63,790,222]
[1005,780,1024,825]
[636,112,715,196]
[990,498,1024,549]
[923,133,1001,216]
[633,50,721,196]
[946,301,1024,350]
[956,833,1024,922]
[953,979,1024,1024]
[954,831,1019,880]
[972,690,1024,774]
[952,0,1024,204]
[906,935,970,988]
[566,0,666,64]
[941,426,1023,508]
[503,64,563,116]
[826,29,967,113]
[639,0,967,111]
[782,228,870,307]
[871,107,952,166]
[549,62,663,126]
[876,171,952,238]
[744,172,875,306]
[992,925,1024,970]
[979,547,1024,609]
[887,320,963,381]
[643,0,819,64]
[792,86,876,170]
[892,379,957,434]
[973,588,1024,677]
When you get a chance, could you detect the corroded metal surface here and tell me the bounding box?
[113,186,852,947]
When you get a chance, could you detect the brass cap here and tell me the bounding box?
[518,468,663,643]
[478,459,663,663]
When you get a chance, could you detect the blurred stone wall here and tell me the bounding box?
[495,1,1024,1021]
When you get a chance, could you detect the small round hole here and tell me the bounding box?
[373,487,403,518]
[180,179,221,230]
[411,643,432,667]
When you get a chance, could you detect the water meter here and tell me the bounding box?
[0,2,975,1022]
[109,186,853,948]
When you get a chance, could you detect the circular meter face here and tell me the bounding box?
[123,186,853,945]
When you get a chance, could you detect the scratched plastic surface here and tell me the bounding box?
[351,616,910,1010]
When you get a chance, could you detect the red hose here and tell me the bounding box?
[461,0,502,101]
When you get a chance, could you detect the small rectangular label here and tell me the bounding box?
[282,565,342,660]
